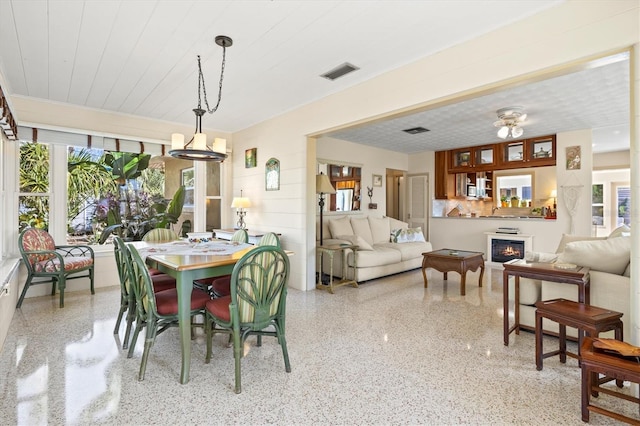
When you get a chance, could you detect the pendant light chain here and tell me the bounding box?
[197,43,227,115]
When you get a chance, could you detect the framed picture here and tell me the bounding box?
[265,157,280,191]
[566,145,581,170]
[245,148,257,168]
[181,167,195,207]
[373,174,382,187]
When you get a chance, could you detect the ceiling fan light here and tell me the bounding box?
[512,126,524,138]
[497,126,509,139]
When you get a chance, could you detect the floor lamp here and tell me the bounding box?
[316,172,336,246]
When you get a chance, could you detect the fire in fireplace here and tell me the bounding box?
[491,239,525,263]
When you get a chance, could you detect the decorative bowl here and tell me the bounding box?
[187,232,213,243]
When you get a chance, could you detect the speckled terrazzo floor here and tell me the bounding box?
[0,266,637,425]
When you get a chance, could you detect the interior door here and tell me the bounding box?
[408,174,429,237]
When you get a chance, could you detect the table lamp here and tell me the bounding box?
[550,189,557,210]
[316,172,336,245]
[231,190,251,229]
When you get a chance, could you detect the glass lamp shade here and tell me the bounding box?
[511,126,523,138]
[316,173,336,194]
[497,126,509,139]
[231,197,251,209]
[171,133,185,150]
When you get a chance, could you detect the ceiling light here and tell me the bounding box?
[493,106,527,139]
[169,35,232,161]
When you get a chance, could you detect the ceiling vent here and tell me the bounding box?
[321,63,359,81]
[402,127,430,134]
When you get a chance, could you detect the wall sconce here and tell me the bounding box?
[231,190,251,229]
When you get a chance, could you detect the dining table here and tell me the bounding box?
[130,239,255,384]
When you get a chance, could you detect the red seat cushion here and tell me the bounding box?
[147,267,163,276]
[151,274,176,293]
[205,296,231,322]
[211,276,231,297]
[154,288,210,316]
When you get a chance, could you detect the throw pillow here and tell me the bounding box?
[336,234,373,251]
[368,216,391,244]
[558,237,631,275]
[350,217,374,246]
[609,225,631,239]
[393,227,426,244]
[555,234,606,254]
[524,251,557,263]
[328,216,353,238]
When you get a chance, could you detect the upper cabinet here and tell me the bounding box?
[498,135,556,168]
[449,144,497,172]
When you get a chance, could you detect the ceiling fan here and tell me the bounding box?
[493,106,527,139]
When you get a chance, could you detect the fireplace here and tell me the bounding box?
[491,239,525,263]
[485,232,533,264]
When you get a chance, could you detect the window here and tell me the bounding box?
[617,185,630,226]
[495,172,533,206]
[19,142,50,232]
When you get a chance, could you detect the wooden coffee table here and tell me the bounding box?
[421,249,485,296]
[502,259,590,346]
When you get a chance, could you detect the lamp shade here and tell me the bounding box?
[550,189,557,198]
[316,173,336,194]
[231,197,251,209]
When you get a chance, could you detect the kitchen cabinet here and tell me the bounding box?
[434,150,452,199]
[449,144,497,172]
[498,135,556,168]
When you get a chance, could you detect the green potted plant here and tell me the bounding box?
[500,195,508,207]
[510,195,520,208]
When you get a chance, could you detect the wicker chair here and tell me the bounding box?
[17,228,94,308]
[205,245,291,393]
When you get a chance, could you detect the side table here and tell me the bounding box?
[316,244,358,294]
[502,259,590,346]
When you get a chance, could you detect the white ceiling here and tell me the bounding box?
[0,0,630,154]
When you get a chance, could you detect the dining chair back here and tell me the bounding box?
[257,232,281,247]
[231,229,249,243]
[17,227,95,308]
[142,228,179,243]
[205,245,291,393]
[193,229,249,297]
[113,236,136,349]
[179,220,192,237]
[123,243,210,380]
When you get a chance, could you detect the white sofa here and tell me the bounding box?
[515,226,631,339]
[318,215,432,282]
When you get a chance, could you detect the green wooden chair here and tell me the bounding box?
[17,227,95,308]
[193,229,249,297]
[142,228,179,243]
[204,245,291,393]
[123,243,210,380]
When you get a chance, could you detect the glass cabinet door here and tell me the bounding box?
[474,145,496,169]
[503,141,524,164]
[451,148,472,170]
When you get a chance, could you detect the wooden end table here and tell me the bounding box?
[535,298,623,371]
[502,259,590,346]
[581,337,640,424]
[316,244,358,294]
[421,249,485,296]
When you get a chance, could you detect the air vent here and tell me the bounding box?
[402,127,430,134]
[321,63,359,81]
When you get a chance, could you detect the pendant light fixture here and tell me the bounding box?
[169,35,232,161]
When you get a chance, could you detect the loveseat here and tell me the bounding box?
[515,225,631,339]
[318,215,432,282]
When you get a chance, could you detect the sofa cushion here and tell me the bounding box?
[353,247,401,268]
[368,216,391,244]
[386,216,408,232]
[392,227,425,243]
[558,237,631,275]
[555,234,606,253]
[519,278,542,305]
[328,216,353,238]
[376,241,429,262]
[350,217,374,246]
[337,234,373,251]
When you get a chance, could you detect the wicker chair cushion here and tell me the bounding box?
[151,274,176,293]
[154,288,210,316]
[212,276,231,297]
[21,228,56,264]
[33,256,93,273]
[205,295,231,322]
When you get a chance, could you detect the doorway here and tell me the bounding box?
[386,169,406,220]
